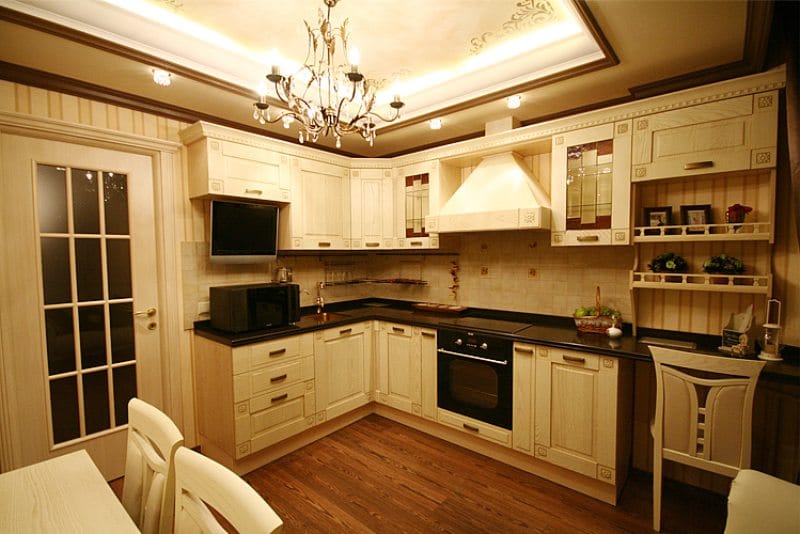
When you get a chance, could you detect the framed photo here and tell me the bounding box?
[643,206,672,235]
[680,204,712,234]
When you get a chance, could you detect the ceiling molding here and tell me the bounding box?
[628,0,773,99]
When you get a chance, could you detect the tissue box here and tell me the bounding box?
[721,305,756,356]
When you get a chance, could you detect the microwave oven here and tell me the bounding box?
[210,283,301,333]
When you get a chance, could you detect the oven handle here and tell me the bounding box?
[437,348,508,366]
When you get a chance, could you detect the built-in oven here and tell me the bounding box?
[436,327,514,429]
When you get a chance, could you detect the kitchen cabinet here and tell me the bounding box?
[550,121,632,246]
[419,327,437,421]
[350,168,395,249]
[631,91,778,182]
[512,342,535,454]
[376,322,420,414]
[314,321,373,421]
[437,408,512,447]
[193,333,316,462]
[279,157,351,250]
[534,346,632,488]
[394,161,445,249]
[180,122,291,202]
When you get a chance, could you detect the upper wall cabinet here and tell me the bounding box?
[350,168,395,249]
[396,160,447,249]
[279,157,351,250]
[631,91,778,182]
[551,121,632,246]
[180,122,290,202]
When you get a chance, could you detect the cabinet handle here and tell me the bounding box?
[409,241,423,246]
[270,374,288,383]
[562,355,586,364]
[462,423,480,432]
[317,242,332,247]
[270,393,288,403]
[577,235,599,242]
[683,160,714,170]
[244,188,263,195]
[514,347,534,354]
[421,331,435,338]
[339,328,352,335]
[365,242,380,247]
[392,327,405,334]
[269,348,286,357]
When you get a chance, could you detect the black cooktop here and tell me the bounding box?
[438,316,531,335]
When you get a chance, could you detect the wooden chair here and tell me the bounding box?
[649,346,765,531]
[173,447,283,533]
[121,398,184,534]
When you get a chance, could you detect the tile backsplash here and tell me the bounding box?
[182,232,634,329]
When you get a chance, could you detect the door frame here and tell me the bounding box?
[0,112,187,472]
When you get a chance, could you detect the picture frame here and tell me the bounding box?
[680,204,712,234]
[643,206,672,235]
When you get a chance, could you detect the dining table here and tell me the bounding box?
[0,449,139,533]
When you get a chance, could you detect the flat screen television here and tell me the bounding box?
[210,199,279,264]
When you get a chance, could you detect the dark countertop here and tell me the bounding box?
[194,298,799,382]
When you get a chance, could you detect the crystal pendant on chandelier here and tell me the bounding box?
[251,0,405,148]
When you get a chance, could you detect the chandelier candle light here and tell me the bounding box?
[252,0,405,148]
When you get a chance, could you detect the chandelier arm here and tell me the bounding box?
[362,109,401,123]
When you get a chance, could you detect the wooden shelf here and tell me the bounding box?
[632,222,771,242]
[630,271,771,294]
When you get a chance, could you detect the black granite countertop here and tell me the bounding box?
[193,298,799,382]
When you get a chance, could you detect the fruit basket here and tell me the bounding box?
[573,286,622,334]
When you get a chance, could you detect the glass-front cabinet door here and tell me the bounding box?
[394,161,439,249]
[551,121,632,246]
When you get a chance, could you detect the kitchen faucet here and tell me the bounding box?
[316,281,325,314]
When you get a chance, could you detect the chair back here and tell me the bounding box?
[121,398,184,534]
[651,346,765,477]
[173,447,283,534]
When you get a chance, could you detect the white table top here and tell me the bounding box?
[0,449,139,533]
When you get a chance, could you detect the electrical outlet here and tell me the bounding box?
[197,300,210,315]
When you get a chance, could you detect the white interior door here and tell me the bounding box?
[0,134,162,479]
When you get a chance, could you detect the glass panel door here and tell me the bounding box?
[37,164,137,446]
[565,140,614,230]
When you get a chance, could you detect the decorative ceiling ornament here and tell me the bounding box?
[252,0,405,148]
[469,0,557,55]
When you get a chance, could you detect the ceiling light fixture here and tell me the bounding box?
[507,95,521,109]
[252,0,404,148]
[429,118,443,130]
[152,68,172,87]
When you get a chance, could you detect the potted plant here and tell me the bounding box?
[703,254,745,284]
[647,252,688,282]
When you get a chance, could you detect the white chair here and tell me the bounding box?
[649,346,765,531]
[121,398,184,534]
[173,447,283,534]
[725,469,800,533]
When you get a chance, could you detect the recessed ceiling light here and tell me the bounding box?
[507,95,522,109]
[152,69,172,86]
[429,118,443,130]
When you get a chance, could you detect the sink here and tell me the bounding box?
[308,312,350,323]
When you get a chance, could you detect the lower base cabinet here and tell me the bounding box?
[376,322,420,414]
[314,321,373,422]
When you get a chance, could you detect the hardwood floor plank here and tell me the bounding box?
[243,414,726,533]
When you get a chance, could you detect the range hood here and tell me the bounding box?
[428,152,551,233]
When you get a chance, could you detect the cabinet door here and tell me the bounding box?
[351,169,395,249]
[551,121,632,246]
[376,322,420,413]
[631,91,778,181]
[314,322,372,421]
[534,347,619,483]
[280,158,351,250]
[394,163,440,249]
[512,343,536,454]
[419,328,437,420]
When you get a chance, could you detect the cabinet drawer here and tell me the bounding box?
[437,409,511,447]
[234,355,313,402]
[233,334,311,374]
[235,381,313,443]
[539,346,600,370]
[319,321,368,341]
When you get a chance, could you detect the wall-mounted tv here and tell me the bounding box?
[210,199,279,264]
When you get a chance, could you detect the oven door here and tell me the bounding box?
[437,348,513,429]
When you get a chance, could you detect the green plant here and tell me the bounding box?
[647,252,689,273]
[574,305,621,318]
[702,254,745,274]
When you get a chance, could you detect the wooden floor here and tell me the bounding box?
[243,414,726,533]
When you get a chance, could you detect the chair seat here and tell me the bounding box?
[725,469,800,534]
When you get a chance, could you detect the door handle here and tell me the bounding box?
[134,307,156,317]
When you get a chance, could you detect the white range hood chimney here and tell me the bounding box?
[427,119,551,233]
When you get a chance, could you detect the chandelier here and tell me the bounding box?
[252,0,405,148]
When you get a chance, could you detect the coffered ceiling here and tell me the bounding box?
[0,0,770,157]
